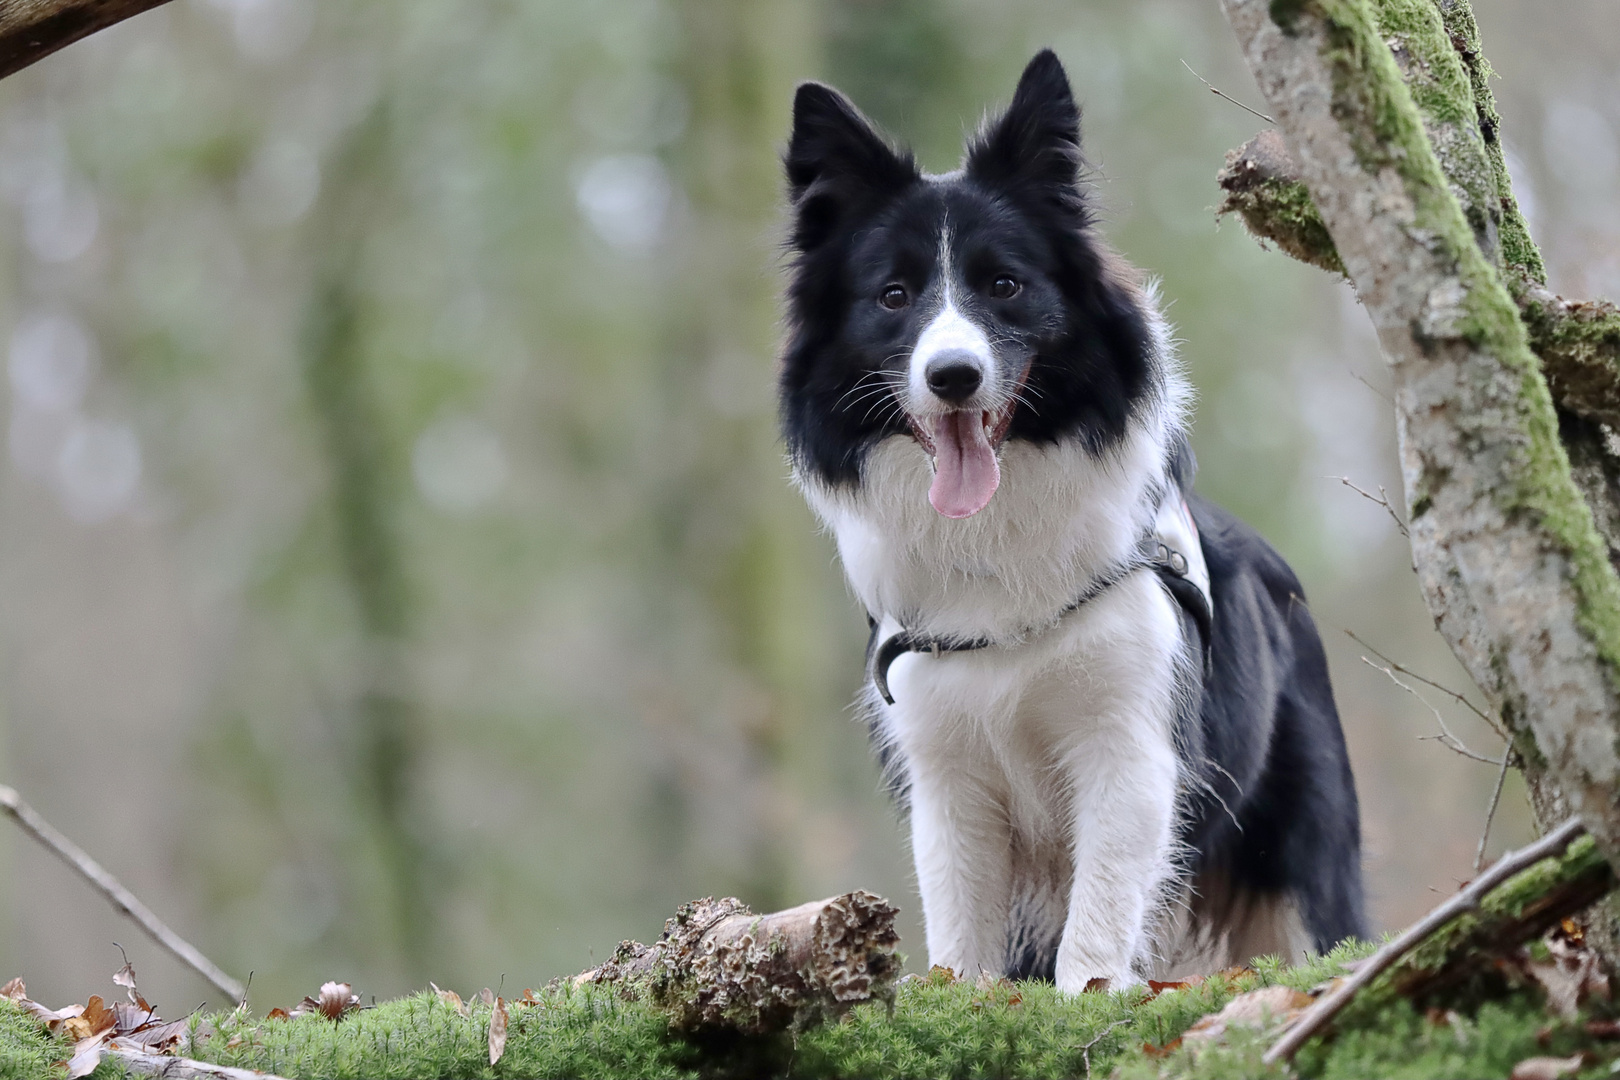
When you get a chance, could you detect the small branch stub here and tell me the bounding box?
[576,891,901,1035]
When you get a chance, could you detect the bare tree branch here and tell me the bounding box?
[1361,656,1501,764]
[0,0,174,81]
[1179,59,1274,123]
[1344,627,1503,740]
[1334,476,1408,538]
[1265,818,1593,1064]
[1476,748,1514,873]
[0,783,246,1003]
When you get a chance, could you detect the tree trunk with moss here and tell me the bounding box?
[1215,0,1620,873]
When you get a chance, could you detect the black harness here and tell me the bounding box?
[866,532,1213,706]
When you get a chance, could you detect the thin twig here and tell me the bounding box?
[1180,59,1275,123]
[1475,748,1515,873]
[1263,817,1587,1064]
[1361,657,1500,764]
[1332,476,1409,538]
[1345,628,1505,740]
[1081,1018,1132,1078]
[1349,367,1394,406]
[0,783,246,1003]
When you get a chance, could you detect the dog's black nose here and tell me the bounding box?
[925,355,983,402]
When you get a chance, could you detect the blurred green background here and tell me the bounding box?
[1,0,1616,1012]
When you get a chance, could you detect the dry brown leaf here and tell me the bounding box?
[112,960,138,1001]
[64,1028,111,1080]
[266,1007,290,1022]
[28,1001,85,1031]
[1144,979,1192,999]
[1182,985,1313,1047]
[479,987,495,1006]
[1514,928,1611,1020]
[488,996,508,1067]
[114,1016,189,1054]
[1083,977,1111,994]
[1,977,24,1000]
[431,981,468,1017]
[1511,1054,1589,1080]
[112,1001,155,1034]
[1141,1037,1183,1058]
[59,995,116,1044]
[83,995,117,1037]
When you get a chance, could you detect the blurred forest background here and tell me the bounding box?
[0,0,1616,1013]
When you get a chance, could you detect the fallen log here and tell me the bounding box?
[576,891,901,1035]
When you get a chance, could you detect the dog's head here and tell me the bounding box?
[780,50,1157,519]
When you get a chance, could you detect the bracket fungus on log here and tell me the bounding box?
[576,891,901,1035]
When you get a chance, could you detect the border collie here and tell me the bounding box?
[779,50,1365,989]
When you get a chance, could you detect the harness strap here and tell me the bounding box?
[867,500,1213,706]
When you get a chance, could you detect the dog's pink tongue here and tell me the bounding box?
[928,411,1000,518]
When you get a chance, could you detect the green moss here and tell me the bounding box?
[1221,177,1345,276]
[0,961,1367,1080]
[0,1001,65,1080]
[1428,0,1546,284]
[0,899,1614,1080]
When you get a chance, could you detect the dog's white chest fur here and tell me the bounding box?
[798,418,1199,989]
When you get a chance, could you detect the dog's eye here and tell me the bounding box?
[879,285,909,310]
[990,276,1021,300]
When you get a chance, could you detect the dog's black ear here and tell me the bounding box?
[967,50,1084,207]
[786,82,917,251]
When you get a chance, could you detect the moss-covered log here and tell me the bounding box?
[576,892,901,1035]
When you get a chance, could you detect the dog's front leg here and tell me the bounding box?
[907,758,1014,979]
[1053,718,1180,991]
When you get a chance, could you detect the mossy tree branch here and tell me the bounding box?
[1216,141,1620,434]
[1217,0,1620,866]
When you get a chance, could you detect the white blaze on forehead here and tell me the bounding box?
[908,224,995,407]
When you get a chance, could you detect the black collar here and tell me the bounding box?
[866,533,1211,706]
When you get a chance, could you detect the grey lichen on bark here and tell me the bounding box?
[1218,0,1620,868]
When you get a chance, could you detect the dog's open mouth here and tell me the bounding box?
[910,405,1015,519]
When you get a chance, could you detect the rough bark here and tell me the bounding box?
[107,1047,290,1080]
[1217,0,1620,865]
[0,0,173,80]
[575,892,901,1035]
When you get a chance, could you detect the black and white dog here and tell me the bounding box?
[779,50,1365,989]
